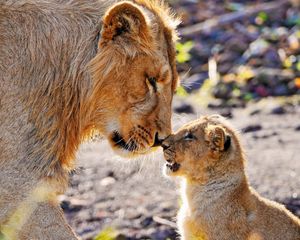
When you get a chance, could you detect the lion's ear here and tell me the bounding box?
[101,1,150,44]
[205,125,231,157]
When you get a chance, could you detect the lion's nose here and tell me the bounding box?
[152,132,164,147]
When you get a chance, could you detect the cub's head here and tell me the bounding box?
[162,115,244,182]
[89,1,179,157]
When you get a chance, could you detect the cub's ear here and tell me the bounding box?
[205,125,231,157]
[101,1,150,44]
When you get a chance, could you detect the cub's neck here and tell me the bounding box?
[180,171,249,218]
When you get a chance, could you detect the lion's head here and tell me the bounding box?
[162,115,244,183]
[88,1,179,157]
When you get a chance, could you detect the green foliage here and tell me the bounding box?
[283,58,292,68]
[194,78,216,107]
[176,41,194,63]
[243,93,253,101]
[255,11,268,25]
[94,228,117,240]
[296,61,300,71]
[176,85,188,97]
[257,12,268,22]
[0,232,5,240]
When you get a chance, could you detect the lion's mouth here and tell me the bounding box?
[152,132,163,147]
[111,130,162,152]
[111,131,138,152]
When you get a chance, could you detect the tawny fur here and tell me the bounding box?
[163,115,300,240]
[0,0,179,239]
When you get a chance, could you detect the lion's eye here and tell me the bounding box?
[147,77,157,92]
[184,132,195,141]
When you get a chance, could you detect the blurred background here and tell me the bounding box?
[63,1,300,239]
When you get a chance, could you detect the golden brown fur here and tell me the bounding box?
[0,0,178,239]
[162,115,300,240]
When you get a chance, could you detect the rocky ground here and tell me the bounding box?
[63,96,300,240]
[173,0,300,106]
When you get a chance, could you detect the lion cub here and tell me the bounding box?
[162,115,300,240]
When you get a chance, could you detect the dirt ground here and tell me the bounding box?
[63,96,300,240]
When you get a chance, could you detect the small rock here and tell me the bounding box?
[115,234,127,240]
[61,199,85,212]
[78,227,96,236]
[125,211,142,220]
[213,83,232,100]
[218,62,232,74]
[282,198,300,217]
[227,36,249,54]
[226,99,246,108]
[249,109,261,116]
[288,33,300,50]
[271,106,286,115]
[247,57,264,68]
[174,103,194,114]
[255,85,269,97]
[150,228,178,240]
[295,125,300,131]
[245,38,269,58]
[107,170,115,178]
[100,177,116,186]
[273,84,289,96]
[207,99,226,109]
[140,216,154,227]
[263,48,281,68]
[219,109,233,119]
[242,124,262,133]
[218,52,240,64]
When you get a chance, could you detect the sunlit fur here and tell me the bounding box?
[163,115,300,240]
[0,0,178,239]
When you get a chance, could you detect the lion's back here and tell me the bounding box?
[0,0,110,226]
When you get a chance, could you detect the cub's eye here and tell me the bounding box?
[147,76,157,92]
[184,132,195,141]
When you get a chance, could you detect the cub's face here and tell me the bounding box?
[162,115,235,182]
[89,1,179,157]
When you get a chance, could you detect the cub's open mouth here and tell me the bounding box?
[111,131,137,152]
[166,161,181,172]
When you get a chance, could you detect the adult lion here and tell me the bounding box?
[0,0,179,239]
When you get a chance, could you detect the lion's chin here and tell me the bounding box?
[110,145,159,158]
[107,130,160,158]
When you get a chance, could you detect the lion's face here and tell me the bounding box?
[102,54,174,157]
[89,1,179,157]
[162,115,239,182]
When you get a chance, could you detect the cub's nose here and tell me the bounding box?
[161,139,171,150]
[161,134,173,150]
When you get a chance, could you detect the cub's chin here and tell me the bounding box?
[163,162,181,177]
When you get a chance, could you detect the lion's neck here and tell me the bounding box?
[5,1,110,176]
